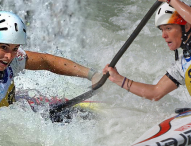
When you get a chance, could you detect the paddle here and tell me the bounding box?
[49,1,162,115]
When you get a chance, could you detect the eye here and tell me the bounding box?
[166,26,172,30]
[158,27,163,32]
[0,45,8,50]
[13,47,18,52]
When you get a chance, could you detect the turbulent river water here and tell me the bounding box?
[1,0,191,145]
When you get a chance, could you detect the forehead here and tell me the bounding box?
[0,43,20,47]
[159,24,180,29]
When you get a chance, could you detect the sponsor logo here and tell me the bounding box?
[155,129,191,146]
[134,114,191,146]
[175,123,191,132]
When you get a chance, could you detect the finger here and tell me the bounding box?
[108,67,116,72]
[103,64,110,74]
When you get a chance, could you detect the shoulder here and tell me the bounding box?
[10,48,27,76]
[166,53,185,85]
[16,48,27,61]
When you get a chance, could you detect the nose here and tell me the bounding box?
[4,52,12,60]
[162,30,168,39]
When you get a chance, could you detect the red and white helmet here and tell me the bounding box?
[155,3,187,27]
[0,11,26,45]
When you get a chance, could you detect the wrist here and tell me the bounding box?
[121,77,127,88]
[113,75,124,86]
[87,68,97,80]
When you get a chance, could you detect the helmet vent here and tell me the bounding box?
[23,29,26,33]
[0,19,5,23]
[0,27,8,31]
[14,23,18,31]
[158,8,161,15]
[165,10,173,14]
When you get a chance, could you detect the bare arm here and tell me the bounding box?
[122,75,177,101]
[158,0,191,24]
[103,65,177,101]
[25,51,90,78]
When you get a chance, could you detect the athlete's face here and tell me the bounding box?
[0,43,20,71]
[159,24,182,51]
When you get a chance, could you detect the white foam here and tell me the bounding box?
[1,0,191,145]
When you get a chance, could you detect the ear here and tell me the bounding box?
[185,23,191,32]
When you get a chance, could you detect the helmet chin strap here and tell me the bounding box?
[174,49,179,61]
[180,25,191,58]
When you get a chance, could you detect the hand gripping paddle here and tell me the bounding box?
[49,1,163,115]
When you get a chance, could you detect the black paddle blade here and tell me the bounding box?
[49,89,96,114]
[50,1,162,113]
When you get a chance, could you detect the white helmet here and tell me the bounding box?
[0,11,26,45]
[155,3,187,27]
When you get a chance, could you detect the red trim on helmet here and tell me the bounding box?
[168,11,187,25]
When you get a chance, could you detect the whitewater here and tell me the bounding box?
[1,0,191,145]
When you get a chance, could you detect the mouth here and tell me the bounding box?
[166,41,172,47]
[0,60,9,66]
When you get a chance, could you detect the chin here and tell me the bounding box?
[0,67,6,71]
[169,46,177,51]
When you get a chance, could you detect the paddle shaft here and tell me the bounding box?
[93,1,162,90]
[50,1,162,114]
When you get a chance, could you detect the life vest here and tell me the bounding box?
[0,48,26,107]
[182,56,191,95]
[0,66,16,107]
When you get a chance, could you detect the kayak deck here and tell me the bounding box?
[132,109,191,146]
